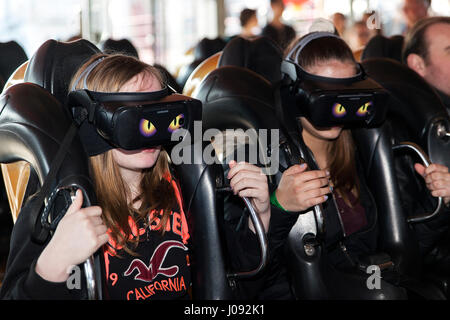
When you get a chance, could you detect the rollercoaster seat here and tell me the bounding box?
[361,35,405,63]
[194,35,449,299]
[177,37,226,91]
[1,38,269,300]
[359,57,450,297]
[0,82,99,299]
[0,41,28,92]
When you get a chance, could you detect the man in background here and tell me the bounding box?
[262,0,296,50]
[240,8,260,39]
[403,16,450,114]
[403,0,432,33]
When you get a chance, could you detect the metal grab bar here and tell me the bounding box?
[68,188,98,300]
[392,142,444,223]
[83,255,97,300]
[227,196,269,280]
[217,187,269,280]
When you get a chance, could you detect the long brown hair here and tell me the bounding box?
[286,35,360,205]
[70,53,177,255]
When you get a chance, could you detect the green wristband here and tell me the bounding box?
[270,190,287,211]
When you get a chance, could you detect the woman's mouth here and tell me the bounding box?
[141,147,160,153]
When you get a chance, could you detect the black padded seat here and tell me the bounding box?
[0,41,28,90]
[361,58,450,169]
[358,57,450,298]
[218,36,283,85]
[177,37,226,91]
[24,39,100,105]
[194,66,276,131]
[99,38,139,58]
[361,35,404,63]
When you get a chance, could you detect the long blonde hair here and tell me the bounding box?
[70,53,177,255]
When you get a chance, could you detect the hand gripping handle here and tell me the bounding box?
[392,142,444,223]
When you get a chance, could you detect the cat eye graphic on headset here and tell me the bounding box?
[68,87,201,150]
[332,101,372,118]
[140,113,185,137]
[280,31,390,128]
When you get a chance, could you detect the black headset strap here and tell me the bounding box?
[282,31,366,85]
[87,86,171,102]
[282,59,366,85]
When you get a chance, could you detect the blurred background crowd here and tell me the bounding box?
[0,0,448,77]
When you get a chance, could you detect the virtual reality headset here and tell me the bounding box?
[67,86,202,150]
[281,32,390,128]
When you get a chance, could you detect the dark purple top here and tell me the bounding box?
[335,190,367,236]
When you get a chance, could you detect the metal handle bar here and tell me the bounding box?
[217,187,269,280]
[68,188,98,300]
[392,142,443,223]
[83,255,97,299]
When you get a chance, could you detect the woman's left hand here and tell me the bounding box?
[415,163,450,206]
[227,160,270,232]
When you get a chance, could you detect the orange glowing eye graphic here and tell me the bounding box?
[332,103,347,118]
[357,101,372,117]
[168,114,185,133]
[140,119,157,137]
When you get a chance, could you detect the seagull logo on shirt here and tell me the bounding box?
[124,240,188,282]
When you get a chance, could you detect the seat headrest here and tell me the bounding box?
[361,35,404,63]
[193,65,278,132]
[218,36,283,85]
[194,38,226,61]
[24,39,100,105]
[362,58,448,143]
[0,83,89,183]
[99,38,139,58]
[0,41,28,87]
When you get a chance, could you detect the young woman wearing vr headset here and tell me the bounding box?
[274,32,450,290]
[1,53,271,300]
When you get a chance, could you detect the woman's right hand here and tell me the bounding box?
[275,163,331,212]
[35,189,109,283]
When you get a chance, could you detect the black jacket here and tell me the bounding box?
[272,132,379,270]
[261,24,296,50]
[0,194,83,299]
[436,89,450,117]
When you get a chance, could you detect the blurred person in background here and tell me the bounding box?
[403,0,432,33]
[332,12,347,37]
[348,20,373,59]
[403,16,450,115]
[240,8,260,39]
[262,0,296,50]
